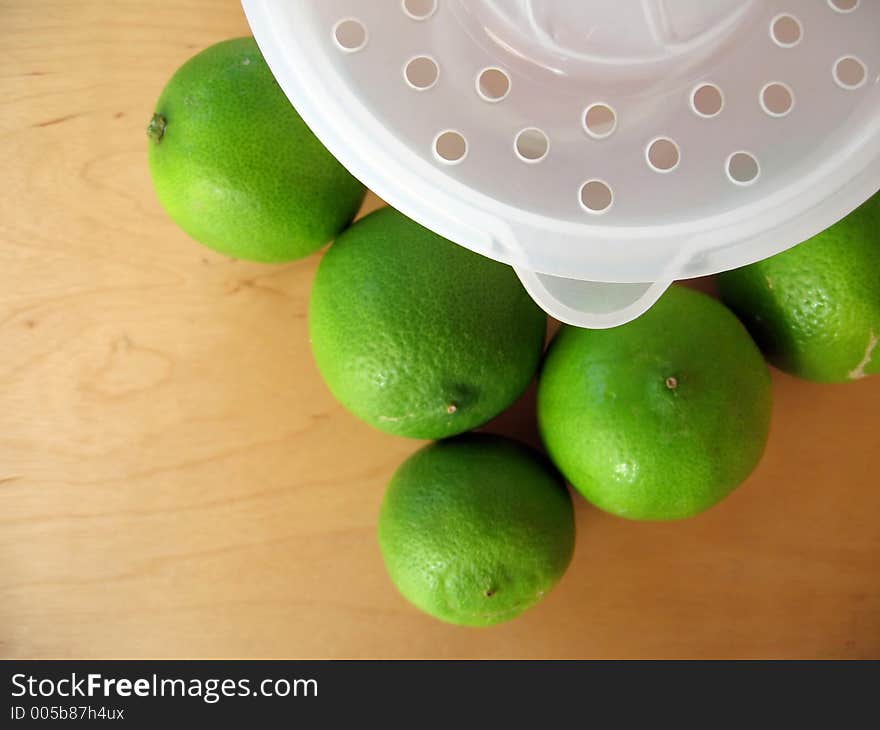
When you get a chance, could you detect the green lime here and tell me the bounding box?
[378,434,575,627]
[538,286,772,521]
[717,193,880,383]
[309,207,547,439]
[147,38,365,262]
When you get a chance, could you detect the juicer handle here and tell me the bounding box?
[514,268,672,329]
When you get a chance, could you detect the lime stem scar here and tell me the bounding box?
[147,113,167,143]
[665,376,679,390]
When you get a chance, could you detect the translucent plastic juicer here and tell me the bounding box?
[243,0,880,328]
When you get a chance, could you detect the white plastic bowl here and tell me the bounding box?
[243,0,880,327]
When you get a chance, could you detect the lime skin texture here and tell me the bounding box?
[148,37,365,262]
[538,286,772,521]
[378,434,575,627]
[309,207,547,440]
[718,192,880,383]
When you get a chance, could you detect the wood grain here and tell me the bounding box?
[1,0,878,659]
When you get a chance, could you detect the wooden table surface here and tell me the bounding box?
[1,0,878,659]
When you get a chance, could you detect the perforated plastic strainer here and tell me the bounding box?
[242,0,880,328]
